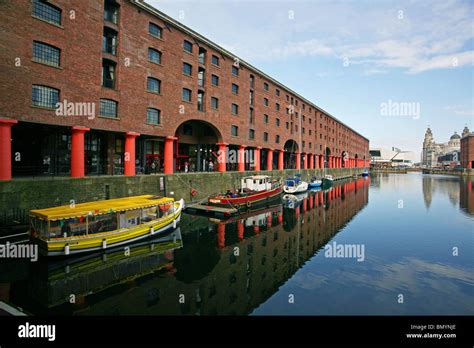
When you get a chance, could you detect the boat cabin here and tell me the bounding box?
[30,195,175,241]
[285,177,302,187]
[240,175,273,193]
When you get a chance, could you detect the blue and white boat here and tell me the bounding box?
[362,170,369,177]
[308,176,322,188]
[283,174,308,194]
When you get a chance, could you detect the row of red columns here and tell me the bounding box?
[0,120,142,180]
[72,127,141,178]
[207,147,368,173]
[0,118,371,180]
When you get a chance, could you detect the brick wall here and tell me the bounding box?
[0,0,369,159]
[460,135,474,168]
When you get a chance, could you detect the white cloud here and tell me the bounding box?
[147,0,474,74]
[270,39,334,58]
[444,105,474,116]
[363,68,388,76]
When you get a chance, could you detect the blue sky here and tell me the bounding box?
[147,0,473,159]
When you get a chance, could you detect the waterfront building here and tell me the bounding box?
[460,132,474,169]
[421,126,469,168]
[0,0,369,181]
[369,147,416,168]
[437,151,461,168]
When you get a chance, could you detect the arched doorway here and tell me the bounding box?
[324,147,331,168]
[355,154,359,168]
[341,151,347,168]
[175,120,223,172]
[284,139,299,169]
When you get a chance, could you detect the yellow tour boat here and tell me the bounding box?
[29,195,184,256]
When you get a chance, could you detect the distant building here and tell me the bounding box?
[460,132,474,169]
[369,147,416,167]
[437,151,461,168]
[421,126,470,168]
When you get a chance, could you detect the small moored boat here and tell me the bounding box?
[207,175,282,209]
[308,176,322,188]
[362,170,369,177]
[283,174,308,194]
[322,174,334,187]
[29,195,184,256]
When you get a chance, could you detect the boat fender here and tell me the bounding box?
[150,226,155,235]
[173,219,177,229]
[246,200,251,208]
[64,244,70,256]
[102,239,107,249]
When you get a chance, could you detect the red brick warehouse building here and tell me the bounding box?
[0,0,370,180]
[460,133,474,169]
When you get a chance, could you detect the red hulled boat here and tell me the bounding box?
[208,175,282,209]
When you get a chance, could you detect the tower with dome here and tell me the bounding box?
[421,126,469,167]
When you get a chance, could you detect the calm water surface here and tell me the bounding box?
[1,173,472,315]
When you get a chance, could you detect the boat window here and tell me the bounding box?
[88,213,118,234]
[50,217,88,238]
[142,206,159,222]
[30,217,49,239]
[121,209,141,228]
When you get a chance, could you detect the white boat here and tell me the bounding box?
[283,175,308,194]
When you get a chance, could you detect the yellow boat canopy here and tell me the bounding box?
[30,195,174,221]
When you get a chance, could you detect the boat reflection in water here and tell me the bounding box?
[4,177,369,315]
[6,229,183,314]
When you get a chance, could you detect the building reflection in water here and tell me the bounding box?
[2,177,370,315]
[422,175,474,215]
[460,178,474,216]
